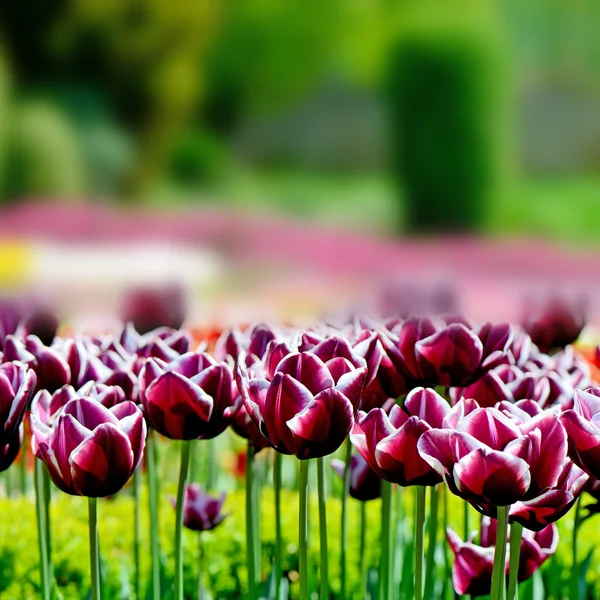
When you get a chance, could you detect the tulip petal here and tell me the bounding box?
[456,408,521,451]
[334,367,367,411]
[276,353,334,394]
[70,422,134,497]
[404,387,450,428]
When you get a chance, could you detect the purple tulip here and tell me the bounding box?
[121,284,186,334]
[331,453,382,501]
[31,396,146,497]
[561,388,600,480]
[0,361,37,470]
[383,317,512,388]
[231,403,270,450]
[175,484,227,532]
[3,335,70,393]
[447,517,558,596]
[237,350,367,459]
[418,399,567,508]
[522,297,585,353]
[139,352,241,440]
[351,388,450,487]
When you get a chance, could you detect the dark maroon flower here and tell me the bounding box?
[351,388,449,487]
[418,400,567,507]
[175,484,227,532]
[139,352,241,440]
[237,351,367,459]
[561,388,600,480]
[31,396,146,497]
[447,518,558,596]
[121,285,186,334]
[3,335,70,393]
[383,317,512,388]
[522,297,585,353]
[0,361,37,470]
[331,453,382,501]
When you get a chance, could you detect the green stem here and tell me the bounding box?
[146,431,161,600]
[35,460,50,600]
[20,440,27,496]
[424,485,439,599]
[507,522,523,600]
[359,502,367,600]
[299,460,310,600]
[317,457,329,599]
[414,486,426,600]
[133,468,140,600]
[253,448,261,586]
[274,452,283,600]
[206,438,215,490]
[88,497,101,600]
[463,499,470,542]
[42,465,52,577]
[380,480,393,600]
[340,441,352,600]
[490,505,509,600]
[198,533,205,600]
[442,486,450,600]
[174,440,192,600]
[393,485,403,595]
[571,496,582,600]
[246,444,257,600]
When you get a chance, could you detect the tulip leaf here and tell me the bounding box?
[578,548,594,599]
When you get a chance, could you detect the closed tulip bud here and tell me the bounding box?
[175,484,227,532]
[31,397,146,497]
[140,352,241,440]
[0,361,36,470]
[3,335,70,393]
[418,400,568,508]
[351,387,450,487]
[522,297,585,353]
[331,453,382,501]
[237,351,367,459]
[121,285,186,334]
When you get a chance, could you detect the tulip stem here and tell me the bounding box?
[424,485,439,599]
[146,431,161,600]
[88,497,101,600]
[340,440,351,600]
[20,440,27,497]
[35,459,50,600]
[463,498,470,541]
[507,522,523,600]
[174,440,192,600]
[42,465,52,579]
[571,495,582,600]
[317,456,329,599]
[380,480,393,600]
[133,467,141,600]
[299,459,310,600]
[274,451,283,600]
[491,505,509,600]
[414,486,426,600]
[253,448,261,585]
[246,443,257,600]
[359,501,367,599]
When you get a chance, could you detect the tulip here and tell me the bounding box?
[238,350,367,459]
[0,361,37,470]
[3,335,70,393]
[31,396,145,497]
[121,284,186,334]
[331,453,381,501]
[522,296,585,353]
[139,352,241,440]
[418,400,567,509]
[447,518,558,596]
[351,387,449,487]
[561,388,600,480]
[382,317,512,388]
[174,484,227,532]
[231,403,270,450]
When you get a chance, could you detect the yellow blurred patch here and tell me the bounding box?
[0,242,31,287]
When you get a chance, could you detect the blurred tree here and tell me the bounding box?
[386,3,508,233]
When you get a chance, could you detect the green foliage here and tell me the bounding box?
[386,22,506,233]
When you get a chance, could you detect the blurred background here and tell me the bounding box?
[0,0,599,326]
